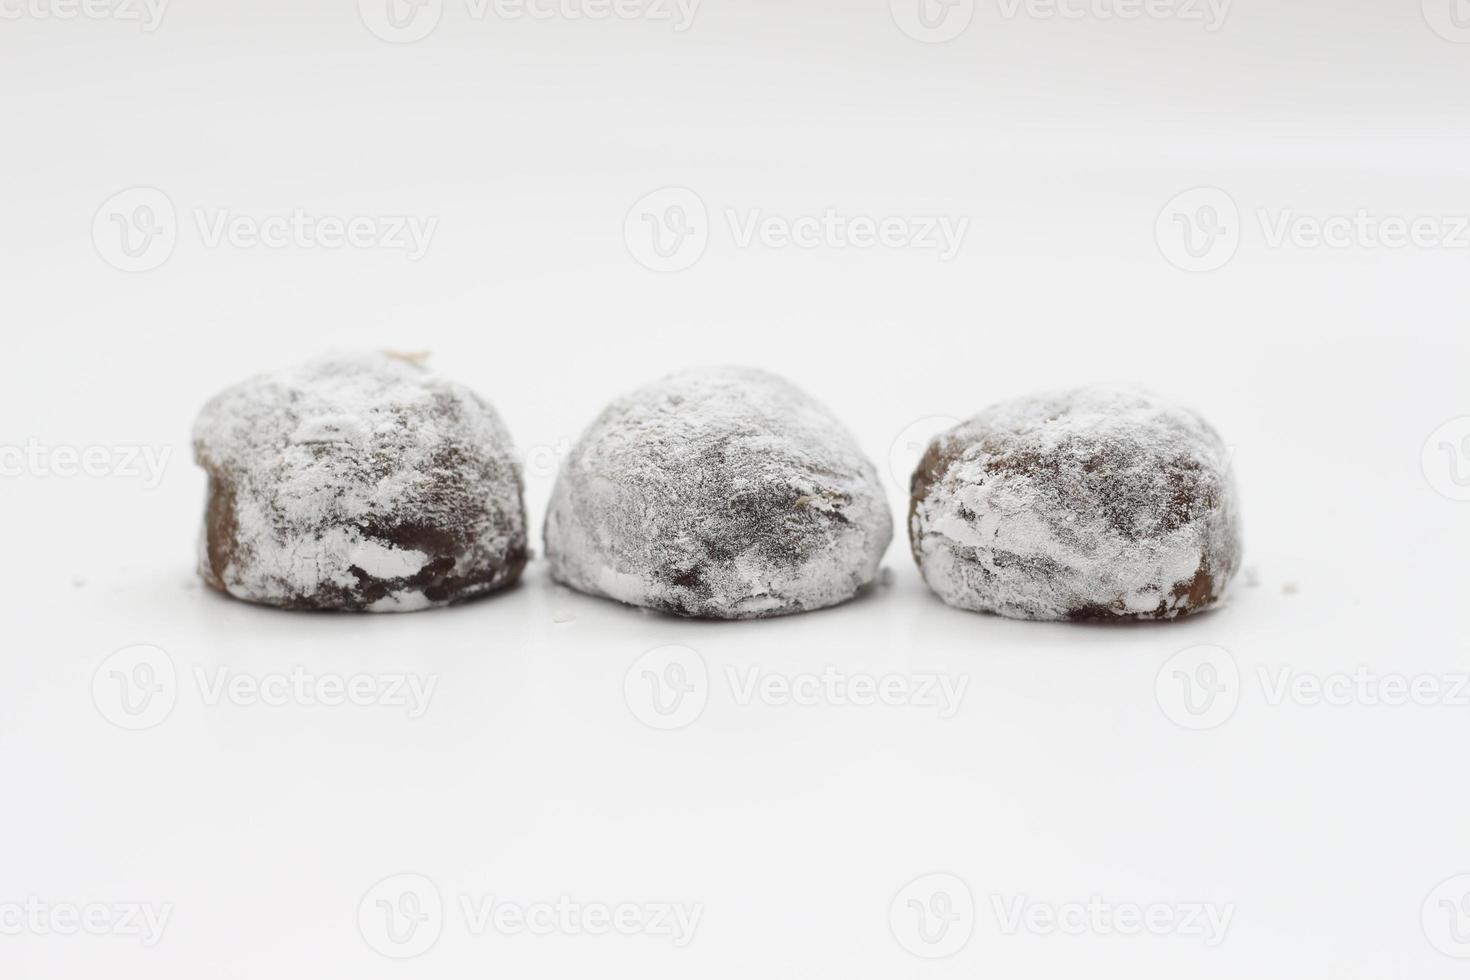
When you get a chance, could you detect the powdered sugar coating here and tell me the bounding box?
[909,386,1240,621]
[545,367,892,619]
[193,352,527,612]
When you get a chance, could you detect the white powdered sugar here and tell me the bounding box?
[193,351,527,612]
[909,386,1240,622]
[545,367,893,619]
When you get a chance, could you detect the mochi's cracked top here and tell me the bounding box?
[545,367,893,619]
[193,352,527,612]
[909,386,1240,621]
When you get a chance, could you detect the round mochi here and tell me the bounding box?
[193,352,527,612]
[544,367,893,619]
[909,386,1241,622]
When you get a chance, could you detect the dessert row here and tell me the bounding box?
[193,353,1241,622]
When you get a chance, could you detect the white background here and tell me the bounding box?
[3,0,1470,977]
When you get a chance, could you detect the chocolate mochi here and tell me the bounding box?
[909,386,1240,621]
[545,367,892,619]
[193,352,526,611]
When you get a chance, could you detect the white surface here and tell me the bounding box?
[3,2,1470,977]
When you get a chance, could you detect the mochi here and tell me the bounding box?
[545,367,892,619]
[909,386,1240,621]
[193,352,527,612]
